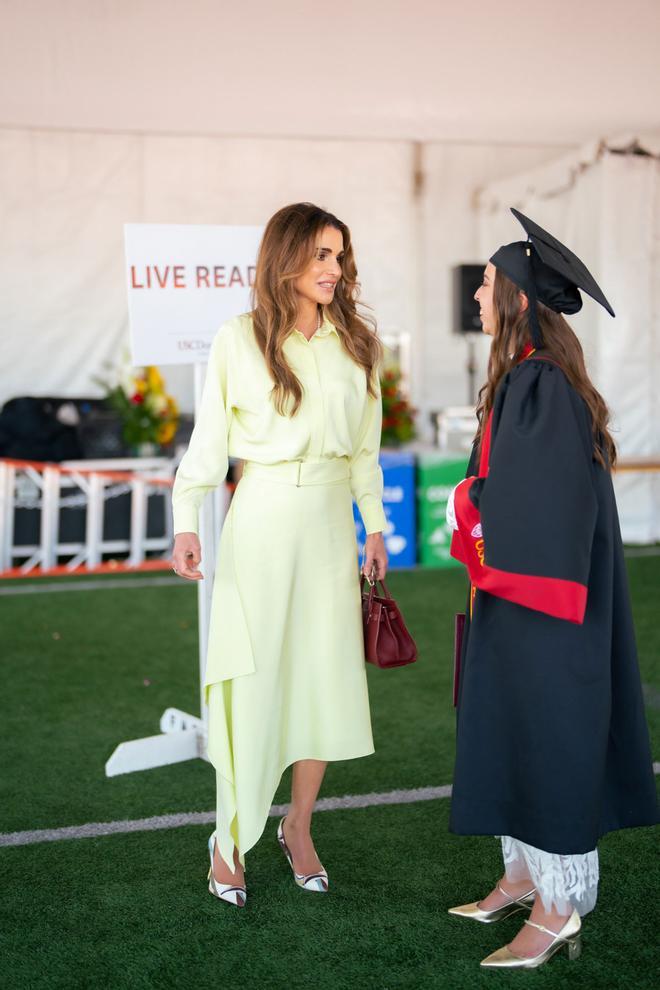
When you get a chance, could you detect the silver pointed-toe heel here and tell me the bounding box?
[277,817,329,893]
[448,884,536,923]
[480,908,582,969]
[207,832,246,908]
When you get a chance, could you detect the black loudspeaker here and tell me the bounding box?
[452,264,485,333]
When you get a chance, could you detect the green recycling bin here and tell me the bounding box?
[417,452,469,568]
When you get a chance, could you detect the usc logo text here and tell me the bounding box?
[474,538,485,566]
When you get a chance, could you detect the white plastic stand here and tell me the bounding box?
[105,363,227,777]
[105,707,206,777]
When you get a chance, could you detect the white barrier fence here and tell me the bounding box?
[0,456,176,576]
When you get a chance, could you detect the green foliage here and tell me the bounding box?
[102,366,179,448]
[381,366,416,447]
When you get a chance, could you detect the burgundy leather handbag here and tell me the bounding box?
[361,577,417,668]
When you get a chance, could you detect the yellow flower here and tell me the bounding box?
[147,366,165,392]
[157,421,177,444]
[134,377,147,395]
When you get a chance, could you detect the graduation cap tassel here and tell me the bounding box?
[525,245,544,349]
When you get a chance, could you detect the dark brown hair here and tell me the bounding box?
[251,202,381,416]
[476,269,617,469]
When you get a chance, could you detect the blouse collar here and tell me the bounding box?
[292,310,339,340]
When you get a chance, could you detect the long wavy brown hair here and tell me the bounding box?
[251,202,382,416]
[476,268,617,469]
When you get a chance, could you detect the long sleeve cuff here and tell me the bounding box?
[172,501,200,537]
[358,495,387,535]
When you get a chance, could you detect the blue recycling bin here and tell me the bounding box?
[354,450,417,568]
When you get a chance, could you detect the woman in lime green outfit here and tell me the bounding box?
[171,203,388,907]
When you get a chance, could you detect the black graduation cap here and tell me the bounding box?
[490,208,615,346]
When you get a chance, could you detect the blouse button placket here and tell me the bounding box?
[306,336,325,458]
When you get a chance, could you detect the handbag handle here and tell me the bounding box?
[360,575,393,601]
[360,550,389,593]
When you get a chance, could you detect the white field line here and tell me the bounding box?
[0,786,451,848]
[2,769,659,849]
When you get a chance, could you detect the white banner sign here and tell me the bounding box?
[124,223,263,365]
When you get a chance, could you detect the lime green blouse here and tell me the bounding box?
[172,312,386,536]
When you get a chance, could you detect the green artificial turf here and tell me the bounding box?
[0,568,468,833]
[1,561,659,989]
[1,803,658,990]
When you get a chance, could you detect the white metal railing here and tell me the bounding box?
[0,456,176,577]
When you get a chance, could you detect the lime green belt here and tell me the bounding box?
[242,458,350,487]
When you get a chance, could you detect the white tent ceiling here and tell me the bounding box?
[1,0,659,145]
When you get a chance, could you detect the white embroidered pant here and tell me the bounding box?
[501,836,599,916]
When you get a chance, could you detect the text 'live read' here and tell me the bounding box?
[130,265,256,289]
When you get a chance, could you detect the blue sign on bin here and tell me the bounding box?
[354,451,416,568]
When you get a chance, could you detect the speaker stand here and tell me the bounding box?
[466,336,478,406]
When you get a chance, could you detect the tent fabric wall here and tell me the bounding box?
[0,128,417,411]
[0,129,141,403]
[0,125,567,421]
[476,140,660,542]
[417,142,571,414]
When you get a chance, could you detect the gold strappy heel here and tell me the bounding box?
[448,883,536,923]
[480,908,582,969]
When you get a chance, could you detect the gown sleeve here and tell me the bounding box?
[171,328,231,536]
[450,360,598,624]
[349,376,387,535]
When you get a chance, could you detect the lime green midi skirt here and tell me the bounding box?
[206,458,374,869]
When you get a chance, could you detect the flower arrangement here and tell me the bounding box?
[380,366,416,447]
[104,366,179,450]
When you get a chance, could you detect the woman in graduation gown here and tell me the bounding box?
[171,203,387,906]
[446,209,658,969]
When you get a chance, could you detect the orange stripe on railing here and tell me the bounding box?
[0,458,174,486]
[1,560,174,580]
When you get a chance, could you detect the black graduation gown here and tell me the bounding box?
[449,356,658,854]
